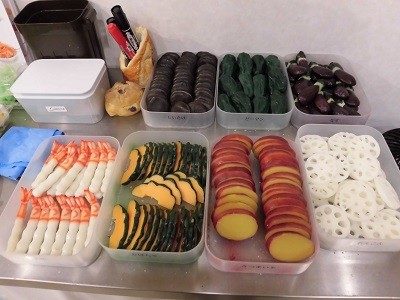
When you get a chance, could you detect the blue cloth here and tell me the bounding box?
[0,126,64,180]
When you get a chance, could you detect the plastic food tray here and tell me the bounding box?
[216,53,294,130]
[295,124,400,252]
[140,52,217,129]
[285,53,371,128]
[97,131,210,263]
[0,135,120,267]
[205,137,319,274]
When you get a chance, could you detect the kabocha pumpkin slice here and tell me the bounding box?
[109,205,129,249]
[120,149,141,185]
[149,210,168,251]
[137,143,154,180]
[132,181,176,210]
[167,175,197,206]
[187,176,204,203]
[144,143,159,179]
[145,174,182,205]
[122,200,141,248]
[135,204,156,250]
[126,204,148,250]
[173,142,183,172]
[141,207,162,250]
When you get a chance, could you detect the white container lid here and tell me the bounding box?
[11,59,106,97]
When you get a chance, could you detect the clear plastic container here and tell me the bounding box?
[10,59,109,124]
[216,53,294,130]
[97,131,210,263]
[205,137,319,274]
[296,124,400,252]
[0,135,120,267]
[140,52,217,129]
[285,53,371,128]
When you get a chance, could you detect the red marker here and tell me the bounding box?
[107,23,135,60]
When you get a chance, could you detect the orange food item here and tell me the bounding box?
[0,42,16,58]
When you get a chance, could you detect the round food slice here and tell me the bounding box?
[299,134,329,159]
[309,181,338,199]
[361,212,400,239]
[374,177,400,210]
[347,152,380,182]
[327,132,358,156]
[314,204,351,238]
[305,152,338,184]
[335,180,377,222]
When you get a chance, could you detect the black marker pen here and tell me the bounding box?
[111,5,139,52]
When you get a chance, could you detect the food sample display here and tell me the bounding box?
[0,136,119,267]
[207,133,317,273]
[145,51,217,113]
[299,132,400,240]
[218,53,288,114]
[109,140,207,252]
[287,51,360,116]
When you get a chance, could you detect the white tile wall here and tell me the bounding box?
[14,0,400,132]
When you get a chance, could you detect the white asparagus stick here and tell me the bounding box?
[15,198,42,254]
[74,141,99,197]
[65,167,86,196]
[56,141,89,195]
[72,197,90,254]
[84,190,100,247]
[27,198,50,255]
[100,142,117,195]
[61,198,81,256]
[31,141,66,189]
[51,196,71,256]
[101,160,115,194]
[40,196,60,255]
[7,188,30,252]
[47,175,64,196]
[32,144,78,197]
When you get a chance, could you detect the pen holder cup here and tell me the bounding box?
[119,26,154,88]
[14,0,104,60]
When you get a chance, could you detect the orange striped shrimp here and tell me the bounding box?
[27,197,50,254]
[32,142,77,197]
[40,196,60,255]
[84,190,100,246]
[61,197,81,256]
[88,141,109,198]
[100,142,117,195]
[31,141,67,189]
[15,196,42,253]
[72,196,91,254]
[51,195,71,255]
[56,141,90,195]
[7,188,31,252]
[75,141,99,197]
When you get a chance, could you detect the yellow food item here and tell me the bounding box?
[119,26,154,88]
[268,232,315,262]
[105,81,143,117]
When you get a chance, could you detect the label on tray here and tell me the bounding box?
[167,115,187,121]
[244,116,264,122]
[46,106,67,112]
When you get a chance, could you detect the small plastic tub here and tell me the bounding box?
[285,53,371,128]
[0,135,120,267]
[140,52,217,129]
[296,124,400,252]
[216,53,294,130]
[205,137,319,274]
[97,131,210,263]
[11,59,109,124]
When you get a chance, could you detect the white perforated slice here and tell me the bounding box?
[381,209,400,221]
[349,221,364,239]
[347,152,380,182]
[328,132,358,156]
[336,180,378,222]
[312,195,335,208]
[367,181,385,211]
[299,135,329,159]
[357,135,381,158]
[361,212,400,239]
[309,182,339,199]
[305,152,338,184]
[374,177,400,210]
[329,151,351,183]
[314,205,351,238]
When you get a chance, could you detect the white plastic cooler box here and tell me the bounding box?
[11,59,109,124]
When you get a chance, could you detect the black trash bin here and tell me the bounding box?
[14,0,104,60]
